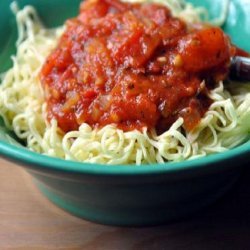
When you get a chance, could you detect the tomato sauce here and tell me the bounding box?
[40,0,235,134]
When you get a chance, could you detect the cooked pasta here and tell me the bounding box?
[0,0,249,165]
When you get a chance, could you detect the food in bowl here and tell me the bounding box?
[0,0,250,165]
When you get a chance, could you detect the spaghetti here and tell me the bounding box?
[0,0,249,165]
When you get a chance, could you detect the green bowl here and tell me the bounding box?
[0,0,250,226]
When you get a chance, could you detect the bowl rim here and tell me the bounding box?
[0,139,249,175]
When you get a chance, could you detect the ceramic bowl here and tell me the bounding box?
[0,0,249,226]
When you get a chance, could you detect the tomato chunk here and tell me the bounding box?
[178,27,231,72]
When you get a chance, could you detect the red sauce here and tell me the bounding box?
[40,0,234,134]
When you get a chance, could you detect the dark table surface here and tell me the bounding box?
[0,158,250,250]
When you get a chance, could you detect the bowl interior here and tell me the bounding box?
[0,0,249,174]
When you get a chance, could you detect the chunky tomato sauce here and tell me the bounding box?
[40,0,235,134]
